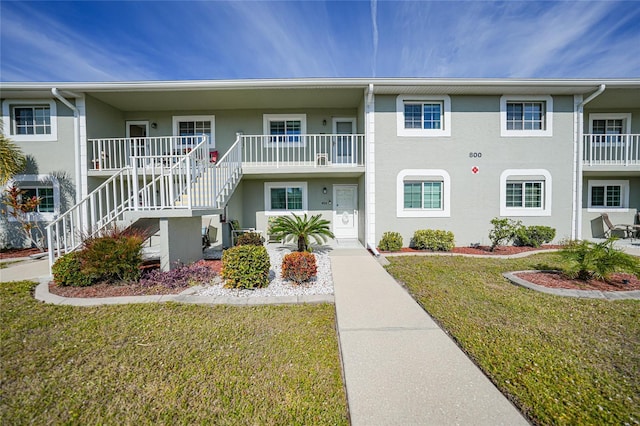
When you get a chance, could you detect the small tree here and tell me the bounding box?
[1,185,47,251]
[269,213,334,252]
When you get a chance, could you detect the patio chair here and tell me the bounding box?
[202,217,212,248]
[601,213,632,238]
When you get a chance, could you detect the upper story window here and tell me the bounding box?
[500,95,553,137]
[2,99,58,142]
[263,114,307,146]
[396,169,451,218]
[396,95,451,137]
[172,115,215,148]
[264,182,308,215]
[500,169,552,217]
[588,113,632,145]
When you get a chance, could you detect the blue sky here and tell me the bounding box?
[1,1,639,82]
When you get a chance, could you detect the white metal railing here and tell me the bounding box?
[46,135,242,269]
[241,134,364,168]
[583,134,640,166]
[89,136,206,170]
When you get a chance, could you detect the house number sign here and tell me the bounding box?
[469,152,482,158]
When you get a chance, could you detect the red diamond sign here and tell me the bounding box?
[471,166,479,174]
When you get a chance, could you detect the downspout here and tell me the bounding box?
[365,83,376,253]
[573,84,605,240]
[51,88,82,204]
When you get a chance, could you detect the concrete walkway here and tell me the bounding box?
[0,257,49,283]
[330,248,528,426]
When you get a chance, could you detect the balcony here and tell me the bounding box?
[583,134,640,167]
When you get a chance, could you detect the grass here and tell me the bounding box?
[0,260,22,269]
[386,252,639,426]
[0,280,348,425]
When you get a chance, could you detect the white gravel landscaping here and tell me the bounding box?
[196,247,334,298]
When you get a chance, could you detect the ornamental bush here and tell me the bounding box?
[378,232,403,252]
[221,245,270,289]
[488,218,521,249]
[412,229,455,251]
[236,232,265,246]
[79,228,146,283]
[559,238,640,281]
[281,251,317,284]
[52,251,92,287]
[514,225,556,248]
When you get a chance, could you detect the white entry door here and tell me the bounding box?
[332,118,355,165]
[333,184,358,238]
[126,121,149,167]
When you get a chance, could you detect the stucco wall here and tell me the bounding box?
[373,94,576,247]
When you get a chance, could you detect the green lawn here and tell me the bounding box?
[0,281,348,425]
[386,253,639,425]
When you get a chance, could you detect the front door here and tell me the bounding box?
[333,184,358,238]
[332,118,355,165]
[126,121,149,167]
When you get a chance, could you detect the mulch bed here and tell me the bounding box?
[48,259,222,298]
[0,247,43,259]
[382,245,564,255]
[516,271,640,292]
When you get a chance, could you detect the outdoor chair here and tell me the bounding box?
[601,213,633,239]
[202,217,212,248]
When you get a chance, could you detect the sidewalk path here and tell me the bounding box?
[330,248,528,426]
[0,258,49,283]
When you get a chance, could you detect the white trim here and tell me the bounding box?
[587,179,630,212]
[126,120,149,138]
[500,95,553,137]
[171,115,215,148]
[500,169,552,216]
[2,99,58,142]
[365,84,376,248]
[396,169,451,217]
[262,114,307,147]
[5,174,61,222]
[332,117,356,133]
[588,113,632,133]
[264,182,308,216]
[333,184,358,238]
[396,95,451,137]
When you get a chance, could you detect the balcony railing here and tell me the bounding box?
[241,134,364,168]
[583,134,640,166]
[89,136,206,170]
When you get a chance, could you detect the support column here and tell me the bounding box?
[159,217,202,271]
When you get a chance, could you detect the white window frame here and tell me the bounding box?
[264,182,308,216]
[396,95,451,137]
[2,99,58,142]
[588,113,632,147]
[4,174,61,222]
[263,114,307,147]
[587,180,630,212]
[500,169,552,217]
[500,95,553,137]
[396,169,450,217]
[172,115,215,149]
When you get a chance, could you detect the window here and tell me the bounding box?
[396,95,451,137]
[500,95,553,137]
[397,170,450,217]
[2,99,58,142]
[263,114,307,146]
[588,113,632,145]
[403,181,442,209]
[264,182,308,215]
[587,180,629,211]
[500,169,552,216]
[172,115,215,148]
[5,174,60,221]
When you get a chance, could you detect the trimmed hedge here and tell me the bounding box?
[514,226,556,248]
[52,251,92,287]
[378,232,403,252]
[412,229,455,251]
[221,245,271,289]
[236,232,265,246]
[281,252,317,284]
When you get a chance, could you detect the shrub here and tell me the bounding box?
[559,238,640,281]
[281,252,317,284]
[269,213,334,252]
[236,232,264,246]
[79,227,147,283]
[412,229,455,251]
[378,232,403,252]
[52,251,92,287]
[514,225,556,248]
[221,245,270,289]
[488,218,521,249]
[139,261,217,289]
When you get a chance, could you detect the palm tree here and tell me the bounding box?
[269,213,334,252]
[0,125,26,185]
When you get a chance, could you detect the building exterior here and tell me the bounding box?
[1,78,639,269]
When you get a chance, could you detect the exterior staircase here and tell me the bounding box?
[46,135,243,269]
